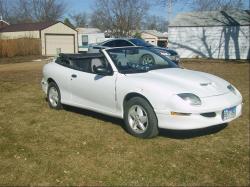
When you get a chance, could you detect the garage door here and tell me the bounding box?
[45,35,75,55]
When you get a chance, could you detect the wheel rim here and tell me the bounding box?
[49,87,59,107]
[142,55,154,64]
[128,105,148,134]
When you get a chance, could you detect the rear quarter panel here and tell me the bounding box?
[43,62,71,103]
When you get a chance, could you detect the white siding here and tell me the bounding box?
[141,33,158,46]
[78,33,105,52]
[0,31,40,39]
[168,26,249,59]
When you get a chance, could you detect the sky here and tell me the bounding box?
[67,0,250,20]
[66,0,189,19]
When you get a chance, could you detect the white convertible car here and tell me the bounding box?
[41,47,242,138]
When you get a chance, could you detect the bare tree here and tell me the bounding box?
[70,12,88,27]
[31,0,67,22]
[154,0,180,21]
[64,18,75,28]
[142,15,168,32]
[0,0,11,20]
[90,0,149,37]
[155,0,245,24]
[1,0,67,23]
[11,0,33,23]
[190,0,245,11]
[156,0,245,10]
[154,0,179,7]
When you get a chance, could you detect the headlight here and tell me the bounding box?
[170,56,176,60]
[178,93,201,106]
[160,51,171,56]
[227,85,236,95]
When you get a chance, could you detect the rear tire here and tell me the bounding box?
[47,82,62,110]
[124,97,158,138]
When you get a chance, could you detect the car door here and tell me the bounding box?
[69,57,118,116]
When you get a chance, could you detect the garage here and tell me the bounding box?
[45,34,75,55]
[41,22,78,56]
[0,21,78,56]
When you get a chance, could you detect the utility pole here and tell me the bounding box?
[168,0,172,23]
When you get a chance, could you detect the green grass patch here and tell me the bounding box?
[0,59,249,186]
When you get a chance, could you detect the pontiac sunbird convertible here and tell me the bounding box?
[41,47,242,138]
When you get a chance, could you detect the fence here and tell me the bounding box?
[0,38,41,58]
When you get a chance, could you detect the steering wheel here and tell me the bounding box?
[139,54,155,65]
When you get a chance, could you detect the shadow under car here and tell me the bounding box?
[62,104,228,139]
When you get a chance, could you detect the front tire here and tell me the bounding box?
[124,97,159,138]
[140,54,155,65]
[47,82,62,110]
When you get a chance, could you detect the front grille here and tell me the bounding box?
[200,112,216,118]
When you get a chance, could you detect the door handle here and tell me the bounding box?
[71,74,77,78]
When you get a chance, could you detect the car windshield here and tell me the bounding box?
[129,39,153,47]
[107,47,178,74]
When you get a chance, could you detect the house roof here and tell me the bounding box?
[0,21,58,32]
[141,30,168,38]
[0,20,9,30]
[0,19,9,25]
[76,27,102,34]
[169,10,250,27]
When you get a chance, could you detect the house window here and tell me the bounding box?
[82,35,88,46]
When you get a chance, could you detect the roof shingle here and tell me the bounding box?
[169,10,250,27]
[0,21,58,32]
[141,30,168,38]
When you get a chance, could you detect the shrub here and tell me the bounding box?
[0,38,41,58]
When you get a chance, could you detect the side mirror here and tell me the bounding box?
[93,65,112,76]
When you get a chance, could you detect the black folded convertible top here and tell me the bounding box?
[59,53,104,60]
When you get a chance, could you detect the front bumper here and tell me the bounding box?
[170,55,180,64]
[155,93,242,130]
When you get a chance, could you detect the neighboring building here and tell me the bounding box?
[0,18,9,30]
[0,21,78,56]
[76,28,105,52]
[168,10,250,59]
[140,30,168,47]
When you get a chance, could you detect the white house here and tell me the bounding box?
[0,21,78,56]
[168,10,250,59]
[140,30,168,47]
[76,28,106,52]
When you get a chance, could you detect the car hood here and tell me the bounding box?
[125,68,230,98]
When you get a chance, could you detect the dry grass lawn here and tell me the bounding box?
[0,59,249,186]
[0,55,47,64]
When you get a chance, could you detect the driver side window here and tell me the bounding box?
[103,41,116,47]
[90,57,113,74]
